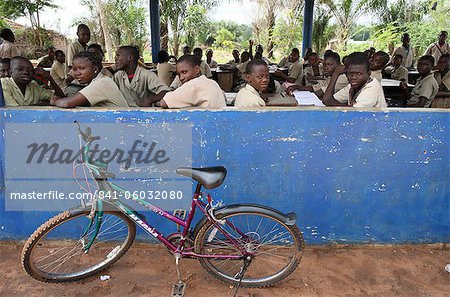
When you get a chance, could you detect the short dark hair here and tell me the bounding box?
[309,52,319,58]
[10,56,32,68]
[439,31,448,37]
[73,51,102,70]
[0,28,14,42]
[393,54,403,61]
[177,54,201,67]
[0,58,11,66]
[193,47,203,55]
[419,55,435,66]
[325,52,340,64]
[158,50,170,63]
[323,49,334,59]
[245,59,268,74]
[88,44,104,56]
[54,50,65,57]
[291,48,300,55]
[77,24,90,33]
[118,45,140,63]
[346,52,370,71]
[375,51,390,66]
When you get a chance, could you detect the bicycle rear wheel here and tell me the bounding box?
[22,209,136,282]
[194,210,304,287]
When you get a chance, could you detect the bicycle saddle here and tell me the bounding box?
[176,166,227,189]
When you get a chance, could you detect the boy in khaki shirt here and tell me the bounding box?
[402,55,438,107]
[323,52,387,108]
[50,50,67,89]
[193,47,212,78]
[114,46,169,107]
[434,54,450,92]
[2,57,64,106]
[369,51,390,82]
[235,59,269,107]
[66,24,90,69]
[274,50,302,84]
[159,55,225,109]
[391,54,409,82]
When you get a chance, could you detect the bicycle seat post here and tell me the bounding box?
[195,182,202,195]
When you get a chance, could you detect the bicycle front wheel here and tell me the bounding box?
[22,209,136,282]
[194,210,304,287]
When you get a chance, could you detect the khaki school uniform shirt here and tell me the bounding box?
[408,73,439,107]
[392,45,414,68]
[79,72,129,108]
[334,78,387,108]
[1,77,54,106]
[391,65,409,82]
[234,84,266,108]
[50,61,67,89]
[236,60,250,74]
[371,69,383,82]
[424,42,450,66]
[0,40,20,59]
[157,62,176,86]
[207,59,218,68]
[163,75,226,109]
[277,56,292,68]
[434,70,450,91]
[289,61,303,84]
[200,61,212,78]
[304,64,323,85]
[66,40,86,67]
[312,74,348,94]
[113,65,170,107]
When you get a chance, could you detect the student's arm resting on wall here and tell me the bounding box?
[51,93,89,108]
[322,65,348,106]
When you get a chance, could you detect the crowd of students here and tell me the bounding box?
[0,24,449,109]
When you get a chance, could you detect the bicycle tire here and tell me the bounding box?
[22,209,136,282]
[194,210,304,288]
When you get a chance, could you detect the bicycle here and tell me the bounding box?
[21,122,305,295]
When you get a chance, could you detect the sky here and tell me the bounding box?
[16,1,257,39]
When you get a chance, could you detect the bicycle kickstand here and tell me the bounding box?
[233,256,252,297]
[171,253,186,297]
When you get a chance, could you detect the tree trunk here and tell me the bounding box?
[266,7,276,59]
[96,0,114,62]
[160,21,169,51]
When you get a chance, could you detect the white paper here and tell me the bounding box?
[292,91,325,106]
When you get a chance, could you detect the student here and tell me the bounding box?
[323,52,387,108]
[52,51,128,108]
[434,54,450,92]
[36,46,55,68]
[50,50,66,89]
[424,31,449,66]
[159,55,225,109]
[303,52,323,85]
[157,50,177,87]
[288,52,347,98]
[369,51,389,82]
[193,47,212,78]
[401,55,438,107]
[66,24,90,69]
[114,45,169,107]
[392,33,414,69]
[274,50,302,84]
[236,51,251,75]
[391,54,409,82]
[182,46,191,55]
[206,49,218,68]
[0,28,20,59]
[277,48,300,68]
[253,44,271,65]
[228,49,240,65]
[1,56,64,106]
[0,58,11,78]
[234,59,270,107]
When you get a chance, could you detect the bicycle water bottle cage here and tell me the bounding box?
[176,167,227,189]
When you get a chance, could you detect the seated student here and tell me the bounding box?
[274,49,302,84]
[158,55,225,109]
[277,48,300,68]
[36,46,55,68]
[287,52,347,98]
[1,56,64,106]
[253,44,271,65]
[322,52,387,108]
[234,60,270,107]
[434,54,450,92]
[206,49,218,68]
[50,50,66,89]
[182,46,191,55]
[157,50,177,87]
[228,49,240,65]
[0,28,20,59]
[401,55,438,107]
[369,51,390,82]
[0,58,11,78]
[193,47,212,78]
[390,54,409,82]
[114,45,169,107]
[66,24,90,71]
[51,51,128,108]
[236,51,251,75]
[303,52,323,85]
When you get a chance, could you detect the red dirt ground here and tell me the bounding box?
[0,242,449,297]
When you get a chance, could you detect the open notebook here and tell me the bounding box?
[292,90,325,106]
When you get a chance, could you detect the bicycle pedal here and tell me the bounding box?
[173,209,187,220]
[171,281,186,297]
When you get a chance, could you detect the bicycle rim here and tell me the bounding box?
[195,211,303,287]
[22,210,135,282]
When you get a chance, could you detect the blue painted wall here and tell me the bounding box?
[0,108,449,244]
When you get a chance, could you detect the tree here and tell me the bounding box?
[312,3,333,53]
[320,0,387,50]
[0,0,58,47]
